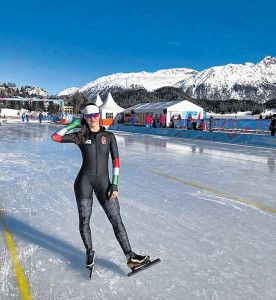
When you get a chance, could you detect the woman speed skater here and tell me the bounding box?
[51,103,149,270]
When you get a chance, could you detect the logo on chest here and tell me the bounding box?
[101,136,106,144]
[85,139,92,144]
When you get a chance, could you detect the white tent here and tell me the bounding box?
[124,100,204,126]
[100,92,125,125]
[94,94,103,107]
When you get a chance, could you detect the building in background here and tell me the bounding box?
[63,106,74,114]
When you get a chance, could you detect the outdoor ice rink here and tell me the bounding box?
[0,123,275,300]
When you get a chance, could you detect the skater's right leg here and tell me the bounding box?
[74,174,94,255]
[76,198,93,250]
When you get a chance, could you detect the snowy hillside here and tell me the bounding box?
[57,87,79,97]
[57,56,276,103]
[175,56,276,102]
[79,69,198,99]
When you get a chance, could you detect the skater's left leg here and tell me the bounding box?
[93,176,132,255]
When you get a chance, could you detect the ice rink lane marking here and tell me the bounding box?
[134,165,276,214]
[0,210,32,300]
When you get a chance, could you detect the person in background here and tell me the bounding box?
[159,113,166,128]
[197,119,206,131]
[269,116,276,136]
[154,114,160,127]
[259,114,263,119]
[170,115,175,128]
[209,115,214,131]
[145,114,152,128]
[186,114,193,130]
[130,113,136,126]
[177,115,184,128]
[26,113,29,123]
[39,112,43,123]
[21,112,26,123]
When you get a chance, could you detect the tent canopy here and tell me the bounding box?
[124,100,203,114]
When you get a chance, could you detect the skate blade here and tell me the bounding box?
[127,258,161,277]
[88,265,94,279]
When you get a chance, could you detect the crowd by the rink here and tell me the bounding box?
[125,112,210,131]
[122,112,276,136]
[19,112,74,124]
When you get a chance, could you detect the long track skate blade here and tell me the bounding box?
[88,266,93,279]
[127,258,161,277]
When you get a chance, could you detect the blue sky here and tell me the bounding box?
[0,0,275,95]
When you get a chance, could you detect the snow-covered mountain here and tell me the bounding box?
[79,68,198,99]
[175,56,276,102]
[57,87,79,97]
[57,56,276,103]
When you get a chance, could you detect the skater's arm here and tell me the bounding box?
[51,118,81,143]
[110,133,120,194]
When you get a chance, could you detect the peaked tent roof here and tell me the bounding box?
[95,94,103,107]
[100,92,125,112]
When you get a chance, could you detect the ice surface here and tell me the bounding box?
[0,123,275,299]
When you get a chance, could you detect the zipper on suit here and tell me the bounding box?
[95,137,98,175]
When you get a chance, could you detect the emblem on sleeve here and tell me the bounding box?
[101,136,106,144]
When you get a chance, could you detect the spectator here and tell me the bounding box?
[145,114,152,128]
[269,117,276,136]
[21,112,26,123]
[170,115,175,128]
[159,113,166,128]
[187,113,193,129]
[268,113,273,119]
[130,113,136,126]
[197,119,206,131]
[154,114,160,127]
[26,113,29,123]
[259,114,263,119]
[39,112,43,123]
[209,115,214,131]
[152,114,157,128]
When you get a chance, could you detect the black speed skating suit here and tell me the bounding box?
[59,127,131,255]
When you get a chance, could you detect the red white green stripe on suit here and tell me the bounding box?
[112,157,120,185]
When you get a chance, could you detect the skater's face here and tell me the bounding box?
[84,113,100,127]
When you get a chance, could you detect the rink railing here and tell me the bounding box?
[109,124,276,148]
[173,118,271,132]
